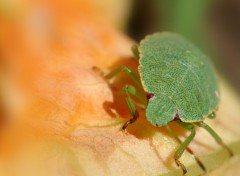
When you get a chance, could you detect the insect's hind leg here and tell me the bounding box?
[172,122,197,175]
[121,84,147,130]
[195,122,233,157]
[166,124,206,174]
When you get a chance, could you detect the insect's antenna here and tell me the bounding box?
[165,124,206,173]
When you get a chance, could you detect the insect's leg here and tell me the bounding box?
[173,122,196,175]
[131,45,140,60]
[92,66,106,78]
[122,92,139,130]
[122,84,147,106]
[166,124,206,173]
[195,122,233,157]
[207,112,216,119]
[105,66,142,88]
[121,84,146,130]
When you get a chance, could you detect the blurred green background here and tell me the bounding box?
[127,0,240,94]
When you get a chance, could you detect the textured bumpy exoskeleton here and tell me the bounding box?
[94,32,233,175]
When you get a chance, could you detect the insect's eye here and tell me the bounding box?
[173,113,180,121]
[146,93,154,100]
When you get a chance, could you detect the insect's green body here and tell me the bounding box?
[100,32,232,175]
[139,33,219,126]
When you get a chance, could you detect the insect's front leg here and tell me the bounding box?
[121,84,147,130]
[92,66,106,78]
[93,65,142,88]
[122,98,139,130]
[105,66,142,88]
[131,44,140,60]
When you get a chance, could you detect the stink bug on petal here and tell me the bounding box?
[93,32,233,175]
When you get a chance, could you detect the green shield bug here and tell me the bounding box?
[93,32,233,175]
